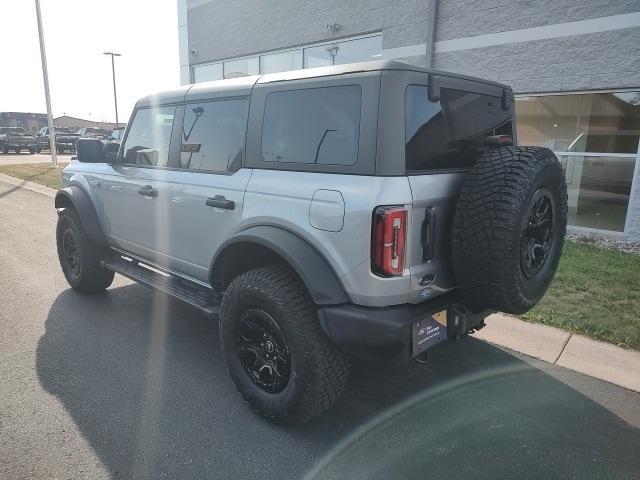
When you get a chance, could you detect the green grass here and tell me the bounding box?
[0,162,63,189]
[522,240,640,350]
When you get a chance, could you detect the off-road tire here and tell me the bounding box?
[452,146,567,315]
[219,265,350,424]
[56,208,114,293]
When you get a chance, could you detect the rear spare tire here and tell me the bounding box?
[452,146,567,315]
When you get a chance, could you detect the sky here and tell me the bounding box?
[0,0,180,123]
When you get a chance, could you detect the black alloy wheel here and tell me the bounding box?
[520,188,555,279]
[235,308,291,394]
[62,228,81,276]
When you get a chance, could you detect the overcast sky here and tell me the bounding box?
[0,0,180,123]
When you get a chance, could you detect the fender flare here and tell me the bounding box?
[211,226,350,306]
[55,186,107,245]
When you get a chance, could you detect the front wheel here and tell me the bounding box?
[56,208,114,292]
[219,265,350,424]
[57,146,65,154]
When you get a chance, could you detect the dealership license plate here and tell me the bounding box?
[412,310,448,356]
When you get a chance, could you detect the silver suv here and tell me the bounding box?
[55,61,567,423]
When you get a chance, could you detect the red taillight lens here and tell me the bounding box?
[372,206,407,277]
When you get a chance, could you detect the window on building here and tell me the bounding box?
[260,50,303,74]
[179,99,248,172]
[192,34,382,83]
[224,57,258,79]
[405,85,512,172]
[304,35,383,68]
[193,62,223,83]
[516,91,640,232]
[121,106,176,166]
[261,85,361,165]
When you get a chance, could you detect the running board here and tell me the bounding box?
[101,254,221,317]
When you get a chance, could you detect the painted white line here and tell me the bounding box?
[435,12,640,53]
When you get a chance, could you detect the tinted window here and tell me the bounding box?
[121,106,176,166]
[180,99,248,172]
[405,85,513,172]
[261,85,361,166]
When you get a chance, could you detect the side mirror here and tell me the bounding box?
[105,141,120,161]
[76,138,106,163]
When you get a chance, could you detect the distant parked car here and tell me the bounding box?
[106,126,125,144]
[30,126,80,154]
[77,127,109,140]
[0,127,36,154]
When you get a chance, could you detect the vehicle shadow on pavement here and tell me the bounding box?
[37,285,640,480]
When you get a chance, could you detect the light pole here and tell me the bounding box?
[103,52,121,127]
[35,0,57,167]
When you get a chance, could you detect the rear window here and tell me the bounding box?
[405,85,513,172]
[261,85,361,166]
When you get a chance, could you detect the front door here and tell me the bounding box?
[97,105,177,261]
[163,98,251,282]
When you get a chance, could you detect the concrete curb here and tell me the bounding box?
[476,313,640,393]
[0,172,57,198]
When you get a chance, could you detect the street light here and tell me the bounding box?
[35,0,57,167]
[103,52,121,127]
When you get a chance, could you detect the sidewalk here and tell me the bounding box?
[476,313,640,393]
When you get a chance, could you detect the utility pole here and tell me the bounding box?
[103,52,121,127]
[35,0,57,167]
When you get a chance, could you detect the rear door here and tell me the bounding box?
[401,73,514,302]
[162,97,251,282]
[97,105,176,261]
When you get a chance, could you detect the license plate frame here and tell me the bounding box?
[412,309,448,356]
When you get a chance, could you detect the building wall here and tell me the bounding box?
[183,0,640,240]
[186,0,428,66]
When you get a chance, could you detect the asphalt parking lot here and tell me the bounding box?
[1,179,639,480]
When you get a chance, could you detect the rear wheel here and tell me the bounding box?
[56,208,114,292]
[57,146,65,154]
[219,265,349,423]
[452,146,567,314]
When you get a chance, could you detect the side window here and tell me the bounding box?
[261,85,361,166]
[405,85,513,172]
[180,99,248,172]
[121,106,176,166]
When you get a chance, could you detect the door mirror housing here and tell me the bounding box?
[76,138,106,163]
[104,141,120,161]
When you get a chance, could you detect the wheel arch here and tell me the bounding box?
[211,226,350,306]
[55,186,108,245]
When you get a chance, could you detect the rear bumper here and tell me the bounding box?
[318,291,490,362]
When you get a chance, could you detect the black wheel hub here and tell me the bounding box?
[520,188,555,278]
[62,228,80,275]
[235,309,291,394]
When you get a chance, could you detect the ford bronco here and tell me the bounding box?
[55,61,567,423]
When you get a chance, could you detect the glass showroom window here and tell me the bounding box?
[304,35,382,68]
[193,34,382,83]
[224,57,259,79]
[193,62,223,83]
[516,92,640,232]
[260,50,303,74]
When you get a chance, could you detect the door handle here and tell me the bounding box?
[138,185,158,198]
[206,195,235,210]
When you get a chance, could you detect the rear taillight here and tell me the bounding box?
[372,206,407,277]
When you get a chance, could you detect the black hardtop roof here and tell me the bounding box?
[135,60,512,107]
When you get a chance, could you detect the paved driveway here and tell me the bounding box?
[0,180,639,479]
